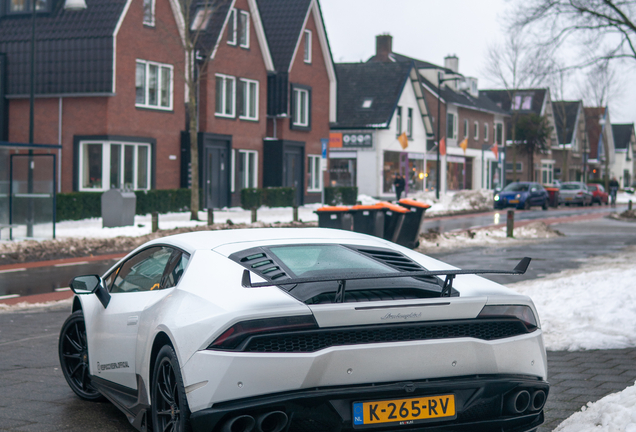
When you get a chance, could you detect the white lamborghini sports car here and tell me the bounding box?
[59,228,548,432]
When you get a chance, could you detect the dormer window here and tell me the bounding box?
[361,98,373,108]
[143,0,155,26]
[8,0,49,14]
[512,94,533,110]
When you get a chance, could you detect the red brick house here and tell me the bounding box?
[257,0,336,205]
[0,0,186,193]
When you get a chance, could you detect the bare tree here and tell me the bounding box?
[549,67,573,182]
[578,59,623,107]
[484,32,554,182]
[511,0,636,68]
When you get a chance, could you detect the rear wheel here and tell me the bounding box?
[58,311,103,401]
[151,345,191,432]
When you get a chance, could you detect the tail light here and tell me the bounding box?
[576,192,583,196]
[208,315,318,350]
[477,305,538,331]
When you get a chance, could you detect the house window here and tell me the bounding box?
[238,10,250,48]
[79,141,152,192]
[8,0,48,13]
[308,155,322,192]
[446,113,456,139]
[215,74,236,117]
[407,108,413,137]
[191,7,213,30]
[396,107,402,135]
[227,8,237,45]
[495,123,503,145]
[484,123,489,142]
[239,79,258,121]
[361,98,373,108]
[463,119,468,138]
[512,95,533,110]
[473,121,479,140]
[237,150,258,190]
[505,162,523,172]
[292,86,310,128]
[304,29,312,63]
[135,60,173,110]
[143,0,155,26]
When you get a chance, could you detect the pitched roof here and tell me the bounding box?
[584,107,606,159]
[481,89,548,116]
[332,61,412,129]
[612,124,634,150]
[256,0,311,71]
[552,101,581,145]
[418,75,508,116]
[191,0,234,55]
[0,0,127,96]
[389,52,455,75]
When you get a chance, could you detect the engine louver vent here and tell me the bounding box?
[353,248,439,284]
[240,252,288,281]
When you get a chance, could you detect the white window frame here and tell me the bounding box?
[78,141,152,192]
[293,87,309,127]
[143,0,155,26]
[237,149,258,190]
[227,8,237,45]
[308,154,322,192]
[304,29,312,63]
[215,73,236,118]
[473,121,479,140]
[484,123,489,142]
[239,78,259,121]
[238,10,250,48]
[135,60,173,111]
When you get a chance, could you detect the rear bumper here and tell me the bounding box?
[190,374,549,432]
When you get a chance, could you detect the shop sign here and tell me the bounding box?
[342,133,373,147]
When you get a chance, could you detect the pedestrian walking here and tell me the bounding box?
[393,173,405,201]
[609,177,619,206]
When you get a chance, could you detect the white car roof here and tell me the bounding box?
[143,228,385,254]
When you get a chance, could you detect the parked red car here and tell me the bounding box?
[587,183,609,205]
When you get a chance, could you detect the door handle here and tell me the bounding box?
[127,316,139,326]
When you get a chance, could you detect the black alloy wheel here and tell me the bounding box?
[58,311,103,401]
[152,345,191,432]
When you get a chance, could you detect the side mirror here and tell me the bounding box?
[69,275,110,308]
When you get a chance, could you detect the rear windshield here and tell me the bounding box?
[268,245,396,277]
[561,184,581,190]
[502,182,529,192]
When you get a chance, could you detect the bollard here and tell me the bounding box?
[151,211,159,233]
[293,206,299,222]
[207,208,214,226]
[629,200,633,211]
[251,207,257,223]
[506,210,514,238]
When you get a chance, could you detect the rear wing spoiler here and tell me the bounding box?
[241,257,531,300]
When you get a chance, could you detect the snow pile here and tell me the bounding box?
[507,249,636,351]
[0,298,71,313]
[409,189,494,215]
[417,221,562,251]
[554,382,636,432]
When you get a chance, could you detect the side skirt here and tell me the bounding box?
[91,374,150,432]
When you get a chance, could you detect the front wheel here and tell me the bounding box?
[542,200,548,210]
[152,345,191,432]
[59,311,103,401]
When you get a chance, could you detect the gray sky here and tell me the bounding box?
[319,0,635,123]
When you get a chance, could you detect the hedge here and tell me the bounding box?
[240,188,262,209]
[239,187,296,208]
[324,186,358,206]
[56,188,200,222]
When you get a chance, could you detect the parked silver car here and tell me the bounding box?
[559,182,593,206]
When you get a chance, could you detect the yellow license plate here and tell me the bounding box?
[509,199,519,204]
[565,197,573,200]
[353,394,456,427]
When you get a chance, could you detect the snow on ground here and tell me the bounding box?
[408,189,494,215]
[553,382,636,432]
[507,249,636,352]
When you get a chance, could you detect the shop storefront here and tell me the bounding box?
[446,155,473,190]
[382,151,426,195]
[328,151,357,187]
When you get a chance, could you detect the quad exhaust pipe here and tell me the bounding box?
[505,390,531,414]
[531,390,547,411]
[221,411,288,432]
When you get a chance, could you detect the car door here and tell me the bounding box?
[87,246,177,390]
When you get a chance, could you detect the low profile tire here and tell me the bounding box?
[59,311,104,401]
[542,199,548,210]
[152,345,191,432]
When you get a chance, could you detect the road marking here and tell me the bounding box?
[0,268,26,274]
[55,287,71,292]
[0,334,56,347]
[54,261,89,267]
[0,294,20,300]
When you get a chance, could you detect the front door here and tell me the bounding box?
[283,147,303,206]
[203,139,230,209]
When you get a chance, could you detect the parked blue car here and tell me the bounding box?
[494,182,549,210]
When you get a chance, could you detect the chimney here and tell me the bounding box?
[444,55,459,73]
[374,34,393,62]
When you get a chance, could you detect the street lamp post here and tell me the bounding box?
[435,71,462,200]
[26,0,86,237]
